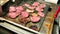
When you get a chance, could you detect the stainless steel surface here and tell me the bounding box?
[52,25,59,34]
[0,23,33,34]
[0,17,44,34]
[55,13,60,23]
[59,18,60,28]
[44,0,58,4]
[0,0,9,5]
[0,26,16,34]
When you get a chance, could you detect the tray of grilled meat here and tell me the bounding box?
[0,0,51,34]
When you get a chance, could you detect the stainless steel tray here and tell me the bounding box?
[0,0,57,34]
[1,0,49,32]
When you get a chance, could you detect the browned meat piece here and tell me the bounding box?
[29,25,38,31]
[16,6,24,11]
[32,2,40,7]
[36,6,44,12]
[9,6,16,13]
[30,16,40,22]
[38,12,44,17]
[21,11,29,18]
[24,3,35,9]
[19,17,29,24]
[8,13,18,18]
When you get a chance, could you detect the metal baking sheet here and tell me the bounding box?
[0,0,58,34]
[0,0,50,34]
[1,0,56,33]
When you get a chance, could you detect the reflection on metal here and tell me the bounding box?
[44,0,58,4]
[0,23,32,34]
[12,0,15,2]
[58,13,60,27]
[0,0,9,5]
[0,17,44,34]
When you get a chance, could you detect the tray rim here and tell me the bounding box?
[0,17,45,34]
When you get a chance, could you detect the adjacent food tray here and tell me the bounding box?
[1,0,49,32]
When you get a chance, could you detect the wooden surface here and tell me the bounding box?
[40,3,58,34]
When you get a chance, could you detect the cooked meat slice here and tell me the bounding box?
[29,25,38,31]
[9,6,16,13]
[32,2,40,7]
[8,13,18,18]
[36,6,44,12]
[30,16,40,22]
[16,6,24,11]
[38,12,44,17]
[21,11,29,18]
